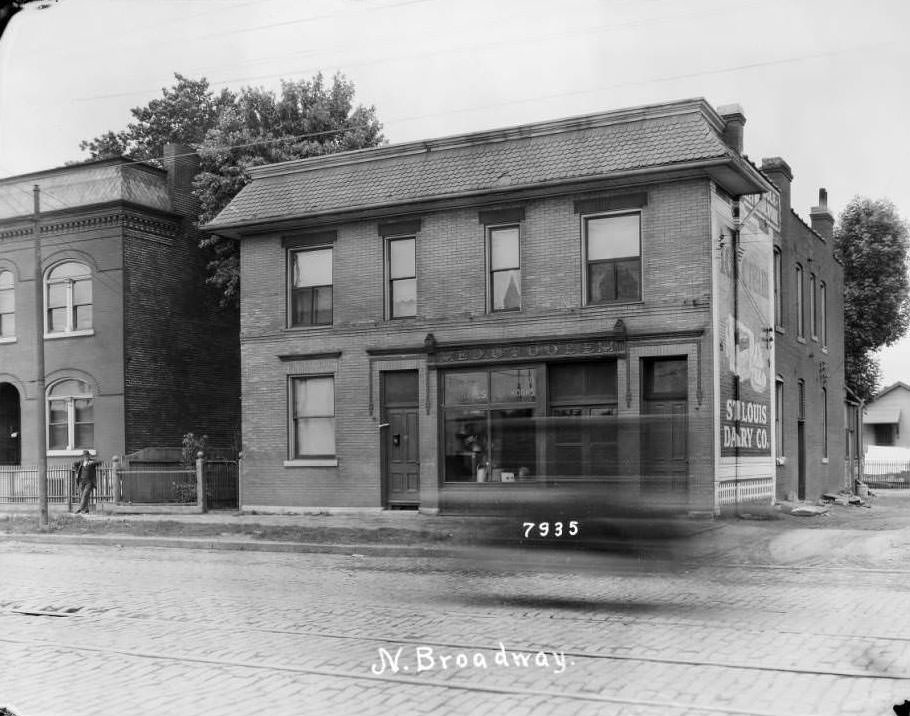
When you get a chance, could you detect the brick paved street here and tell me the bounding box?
[1,541,909,716]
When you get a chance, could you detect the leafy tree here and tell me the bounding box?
[834,197,910,401]
[80,72,383,306]
[194,75,383,304]
[80,74,234,163]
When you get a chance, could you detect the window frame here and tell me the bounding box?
[46,378,94,456]
[809,272,817,341]
[44,261,94,338]
[287,245,334,329]
[287,374,337,464]
[486,223,522,313]
[822,386,828,459]
[795,263,805,339]
[582,210,642,306]
[385,235,417,320]
[775,377,784,459]
[819,281,828,348]
[0,269,14,341]
[773,248,783,330]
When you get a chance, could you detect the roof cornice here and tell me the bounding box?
[251,97,722,179]
[208,156,769,237]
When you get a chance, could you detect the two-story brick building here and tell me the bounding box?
[206,98,845,513]
[0,145,240,469]
[761,159,847,500]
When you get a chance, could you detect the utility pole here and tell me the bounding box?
[34,185,48,528]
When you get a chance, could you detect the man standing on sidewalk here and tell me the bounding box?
[73,450,100,514]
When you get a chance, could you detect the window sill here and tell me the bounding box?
[0,336,16,344]
[821,457,829,464]
[45,329,95,340]
[796,336,807,344]
[284,324,333,333]
[776,456,787,466]
[284,458,338,467]
[582,299,644,309]
[775,326,785,334]
[48,449,97,458]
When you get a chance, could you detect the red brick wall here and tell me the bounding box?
[239,179,718,509]
[123,221,240,454]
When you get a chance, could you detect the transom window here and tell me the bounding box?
[387,237,416,318]
[489,226,521,312]
[290,375,335,458]
[46,262,92,334]
[290,248,333,327]
[584,213,641,304]
[47,379,93,451]
[0,270,14,338]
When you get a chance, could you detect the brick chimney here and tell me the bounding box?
[162,143,201,221]
[717,103,746,154]
[810,188,834,240]
[761,157,792,220]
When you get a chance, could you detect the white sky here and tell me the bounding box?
[1,0,908,387]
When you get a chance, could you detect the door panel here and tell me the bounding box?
[382,371,420,507]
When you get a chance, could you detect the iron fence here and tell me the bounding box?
[0,457,238,509]
[0,463,115,506]
[862,459,910,489]
[204,460,239,510]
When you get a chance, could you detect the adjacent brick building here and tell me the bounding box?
[206,98,846,513]
[762,159,847,500]
[0,146,240,469]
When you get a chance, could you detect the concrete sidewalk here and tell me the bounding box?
[1,491,909,566]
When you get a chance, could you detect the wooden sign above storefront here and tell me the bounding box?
[427,336,626,367]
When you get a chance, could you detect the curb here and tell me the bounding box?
[0,532,461,558]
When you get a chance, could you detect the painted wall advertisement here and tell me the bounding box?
[715,191,777,457]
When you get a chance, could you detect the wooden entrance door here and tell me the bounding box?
[382,371,420,507]
[640,358,689,495]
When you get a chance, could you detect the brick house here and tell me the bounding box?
[0,145,240,469]
[761,159,848,500]
[206,98,845,513]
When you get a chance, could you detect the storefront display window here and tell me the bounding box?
[443,368,538,482]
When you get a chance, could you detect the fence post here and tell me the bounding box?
[67,463,73,513]
[237,450,243,512]
[196,450,206,513]
[112,455,121,506]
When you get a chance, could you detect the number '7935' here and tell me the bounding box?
[522,521,579,538]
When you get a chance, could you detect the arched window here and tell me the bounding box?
[46,262,92,334]
[0,270,14,339]
[47,379,94,452]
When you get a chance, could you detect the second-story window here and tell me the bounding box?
[489,226,521,312]
[387,237,416,318]
[809,273,817,340]
[773,248,782,329]
[584,212,641,304]
[820,281,828,348]
[795,264,804,339]
[290,247,333,327]
[46,261,92,335]
[0,270,14,339]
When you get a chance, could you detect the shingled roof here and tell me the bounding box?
[207,98,763,234]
